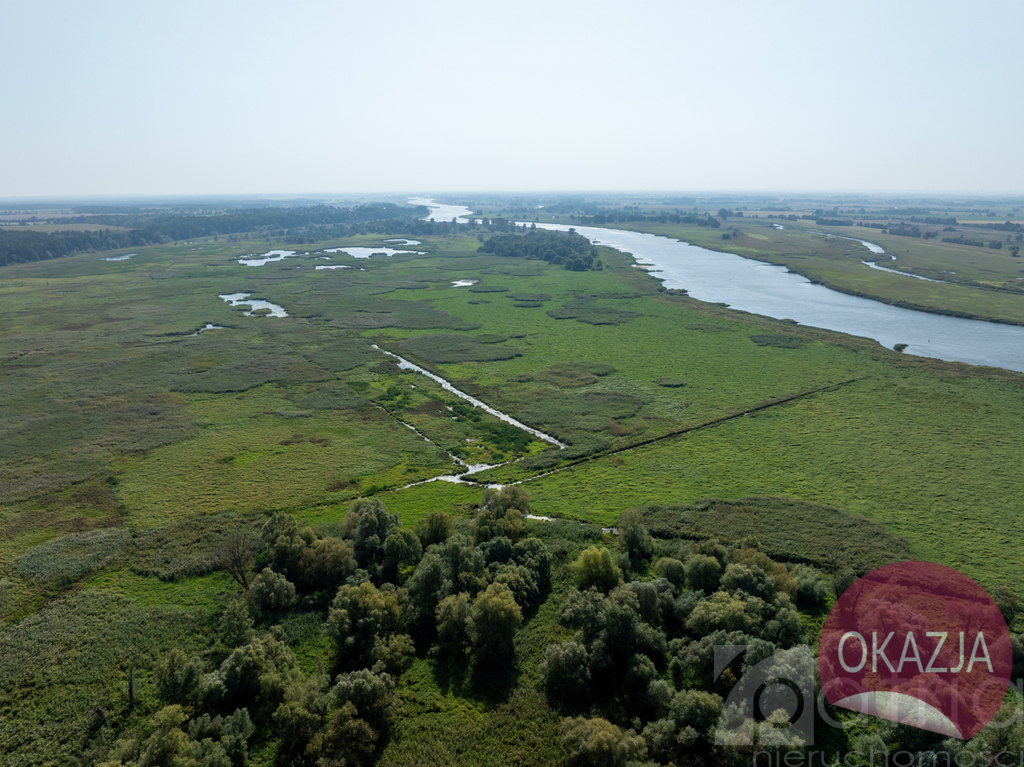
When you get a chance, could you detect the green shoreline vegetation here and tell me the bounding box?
[3,197,1024,765]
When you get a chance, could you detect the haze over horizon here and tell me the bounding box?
[3,0,1022,198]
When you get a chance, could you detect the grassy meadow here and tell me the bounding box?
[3,221,1024,764]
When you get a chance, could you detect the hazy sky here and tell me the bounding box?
[3,0,1022,197]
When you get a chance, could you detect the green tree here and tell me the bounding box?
[539,641,591,712]
[297,537,355,593]
[654,557,686,590]
[468,581,522,662]
[562,716,647,767]
[247,568,297,613]
[381,528,422,583]
[415,510,454,548]
[573,546,622,592]
[325,581,404,671]
[685,554,722,593]
[261,513,315,578]
[617,508,654,560]
[350,499,401,581]
[219,599,254,649]
[435,592,473,656]
[153,649,203,709]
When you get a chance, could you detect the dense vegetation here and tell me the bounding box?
[477,228,601,271]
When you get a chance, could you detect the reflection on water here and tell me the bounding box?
[238,250,299,266]
[409,197,473,223]
[102,253,136,261]
[374,345,566,448]
[322,246,425,259]
[218,292,288,317]
[528,222,1024,373]
[189,323,225,336]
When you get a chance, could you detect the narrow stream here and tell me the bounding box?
[373,345,567,448]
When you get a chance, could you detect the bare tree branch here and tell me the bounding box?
[216,533,258,591]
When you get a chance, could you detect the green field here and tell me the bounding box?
[3,221,1024,764]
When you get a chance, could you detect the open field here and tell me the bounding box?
[4,226,1024,594]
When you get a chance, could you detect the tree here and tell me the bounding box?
[297,537,356,593]
[654,557,686,590]
[539,641,591,712]
[435,592,472,656]
[247,568,297,612]
[325,581,404,671]
[219,598,254,649]
[215,533,257,591]
[381,528,422,583]
[994,585,1020,626]
[261,513,315,577]
[350,499,401,580]
[562,716,647,767]
[468,582,522,662]
[573,546,622,592]
[153,648,203,708]
[416,510,454,548]
[617,508,653,560]
[685,554,722,593]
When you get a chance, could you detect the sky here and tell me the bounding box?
[2,0,1023,198]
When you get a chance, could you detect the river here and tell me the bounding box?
[413,199,1024,373]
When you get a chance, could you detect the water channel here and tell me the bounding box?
[533,222,1024,372]
[414,197,1024,371]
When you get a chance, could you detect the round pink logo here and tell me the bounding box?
[819,561,1011,740]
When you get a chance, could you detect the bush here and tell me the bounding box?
[750,333,806,349]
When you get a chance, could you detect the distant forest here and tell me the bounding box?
[0,203,431,267]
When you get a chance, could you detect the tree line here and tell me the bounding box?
[0,204,428,267]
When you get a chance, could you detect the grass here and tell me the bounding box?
[515,371,1024,588]
[3,221,1024,763]
[637,497,909,573]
